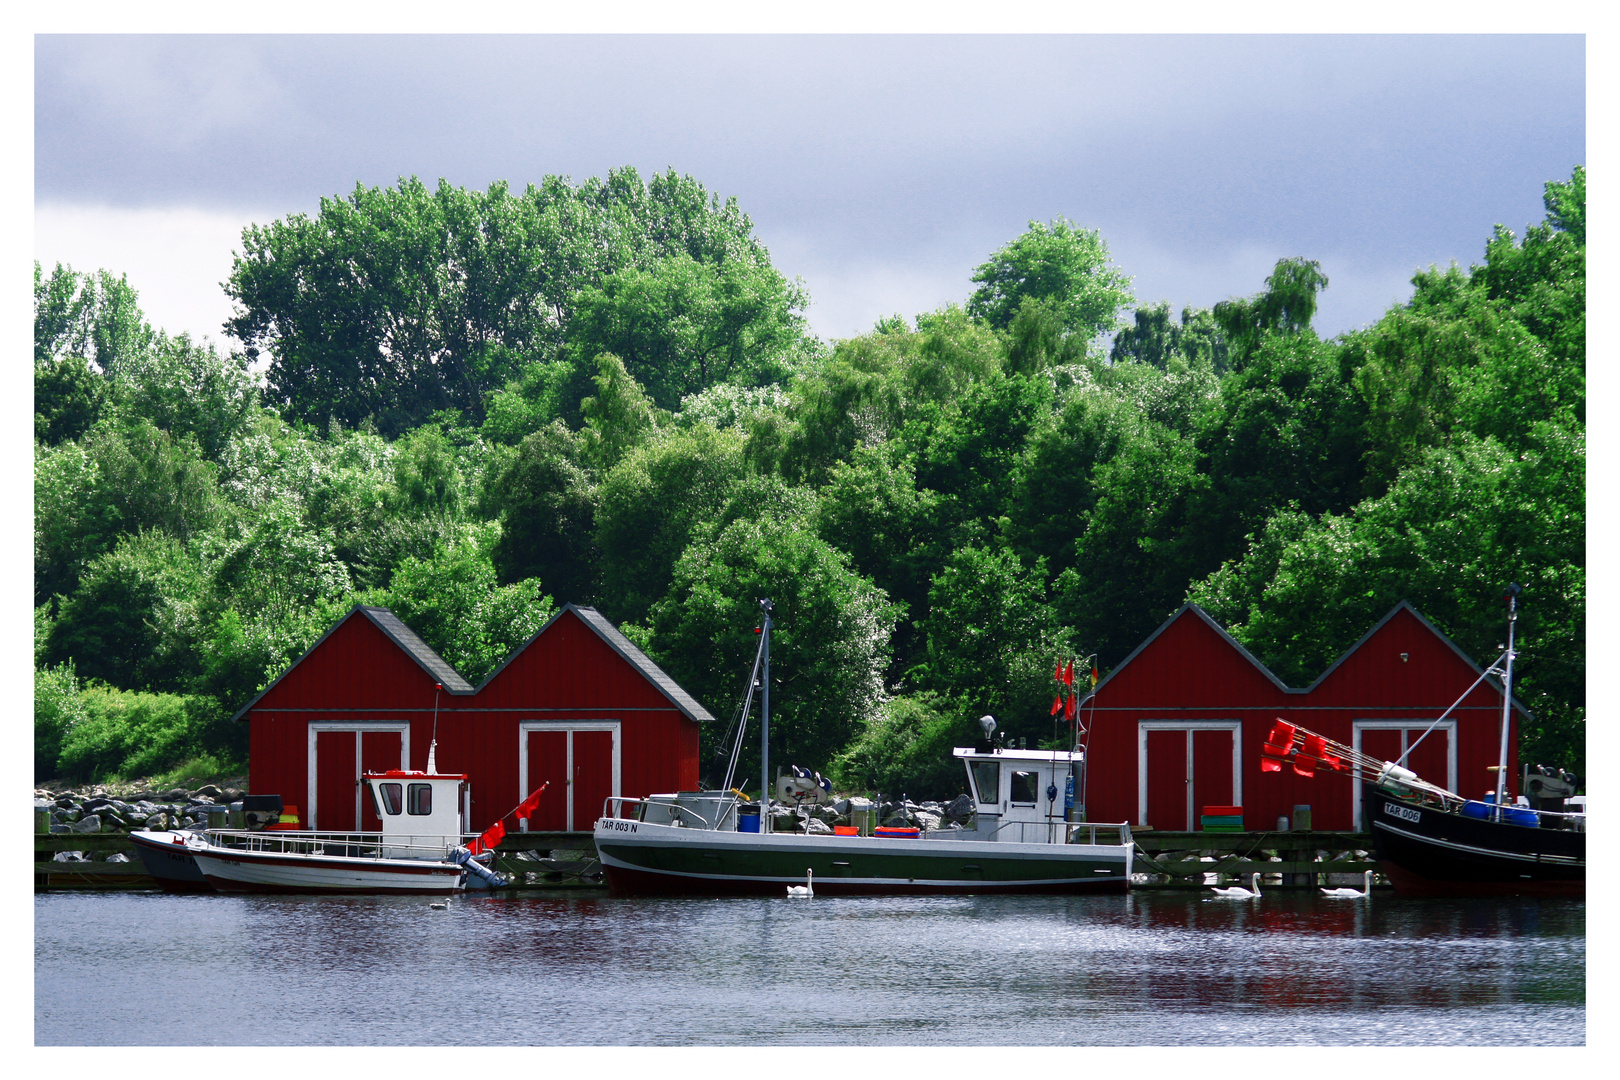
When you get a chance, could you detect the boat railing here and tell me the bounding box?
[203,829,459,860]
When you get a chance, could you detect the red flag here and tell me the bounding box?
[1063,660,1074,687]
[1065,693,1077,721]
[1050,695,1063,716]
[1264,720,1296,756]
[515,784,546,820]
[1054,661,1063,682]
[478,820,506,852]
[1090,665,1098,687]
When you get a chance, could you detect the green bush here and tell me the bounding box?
[35,662,88,782]
[828,692,979,802]
[55,685,235,784]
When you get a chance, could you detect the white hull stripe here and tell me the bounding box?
[596,851,1128,887]
[1373,820,1584,866]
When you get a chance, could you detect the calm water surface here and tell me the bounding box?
[35,889,1583,1045]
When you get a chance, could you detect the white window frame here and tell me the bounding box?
[1352,719,1458,829]
[307,722,410,830]
[1136,720,1243,829]
[517,720,622,832]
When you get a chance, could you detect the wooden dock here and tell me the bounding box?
[1131,830,1379,888]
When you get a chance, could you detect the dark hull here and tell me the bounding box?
[1363,783,1584,897]
[128,830,214,893]
[595,821,1133,897]
[602,862,1128,897]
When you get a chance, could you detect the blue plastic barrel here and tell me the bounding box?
[738,814,761,833]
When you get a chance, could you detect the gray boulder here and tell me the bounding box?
[71,814,102,834]
[52,850,86,862]
[943,794,975,823]
[805,818,833,835]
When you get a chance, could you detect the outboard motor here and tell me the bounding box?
[452,846,508,889]
[240,795,284,831]
[1523,765,1577,812]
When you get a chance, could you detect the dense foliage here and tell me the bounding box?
[35,167,1585,792]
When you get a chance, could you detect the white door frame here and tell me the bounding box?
[517,720,622,832]
[1352,719,1458,829]
[307,722,410,830]
[1137,720,1242,828]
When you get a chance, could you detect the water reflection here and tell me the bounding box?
[36,890,1582,1045]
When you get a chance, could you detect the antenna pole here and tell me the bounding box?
[759,599,773,835]
[1494,585,1521,822]
[428,682,442,773]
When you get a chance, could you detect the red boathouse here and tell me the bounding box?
[1079,602,1526,833]
[236,604,714,834]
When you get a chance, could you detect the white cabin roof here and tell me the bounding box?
[952,747,1084,764]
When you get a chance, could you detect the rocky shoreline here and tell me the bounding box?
[35,783,246,837]
[34,785,980,840]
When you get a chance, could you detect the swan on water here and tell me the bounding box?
[1320,870,1374,898]
[1210,873,1261,899]
[787,869,814,898]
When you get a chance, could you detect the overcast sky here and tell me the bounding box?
[34,34,1585,350]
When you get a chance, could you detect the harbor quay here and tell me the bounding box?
[35,785,1378,891]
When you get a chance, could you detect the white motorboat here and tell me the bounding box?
[132,771,511,895]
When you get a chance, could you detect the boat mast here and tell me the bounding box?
[760,598,773,835]
[1494,584,1521,822]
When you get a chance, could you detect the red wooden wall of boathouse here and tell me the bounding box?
[1080,603,1524,833]
[240,605,710,835]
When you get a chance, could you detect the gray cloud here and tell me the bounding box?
[35,34,1585,341]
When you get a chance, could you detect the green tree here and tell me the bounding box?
[1187,424,1583,770]
[42,531,208,692]
[915,544,1073,747]
[593,423,749,624]
[225,168,795,434]
[648,517,901,778]
[34,261,155,378]
[1111,301,1231,373]
[487,421,599,604]
[375,524,556,684]
[579,352,661,471]
[106,332,260,462]
[827,691,979,801]
[967,217,1134,340]
[566,252,808,411]
[1213,257,1329,366]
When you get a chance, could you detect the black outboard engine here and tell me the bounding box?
[1522,765,1578,815]
[240,794,285,830]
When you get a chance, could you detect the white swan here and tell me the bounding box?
[1210,872,1261,898]
[787,869,814,898]
[1320,870,1374,898]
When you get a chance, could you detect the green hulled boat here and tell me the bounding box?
[592,599,1133,896]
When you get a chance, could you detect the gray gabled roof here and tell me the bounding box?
[362,607,475,693]
[1087,600,1530,717]
[231,604,472,721]
[475,603,717,723]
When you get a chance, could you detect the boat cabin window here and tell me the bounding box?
[407,783,433,815]
[971,761,999,804]
[377,782,403,816]
[1010,770,1039,806]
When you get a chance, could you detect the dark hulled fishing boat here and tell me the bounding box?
[1360,781,1583,896]
[1262,585,1584,897]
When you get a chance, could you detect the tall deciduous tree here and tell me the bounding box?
[225,168,803,435]
[967,217,1134,341]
